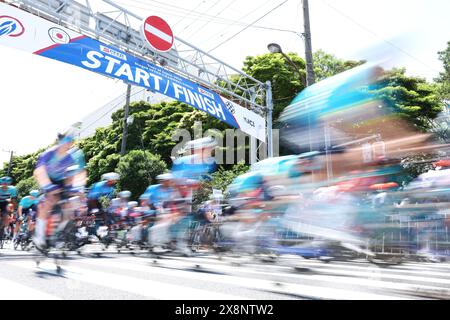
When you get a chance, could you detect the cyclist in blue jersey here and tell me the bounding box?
[0,176,17,241]
[172,137,217,182]
[171,137,218,255]
[141,173,176,214]
[87,172,120,210]
[13,190,39,241]
[32,127,87,250]
[146,173,183,251]
[87,172,120,228]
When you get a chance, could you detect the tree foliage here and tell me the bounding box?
[193,161,249,208]
[313,50,364,81]
[242,53,306,119]
[375,68,443,130]
[435,41,450,102]
[116,150,167,200]
[15,176,39,199]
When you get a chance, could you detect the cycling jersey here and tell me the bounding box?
[172,154,216,181]
[19,196,38,209]
[0,186,17,214]
[141,184,174,210]
[36,146,86,183]
[0,185,17,202]
[88,181,116,200]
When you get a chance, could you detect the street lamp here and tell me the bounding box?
[267,43,282,54]
[268,43,313,154]
[267,43,305,86]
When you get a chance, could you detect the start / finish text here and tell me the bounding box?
[81,50,227,122]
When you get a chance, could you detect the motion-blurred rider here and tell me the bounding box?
[13,190,39,241]
[33,127,87,250]
[0,176,17,240]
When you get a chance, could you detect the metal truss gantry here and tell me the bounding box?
[5,0,272,159]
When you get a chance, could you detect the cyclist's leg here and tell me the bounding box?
[34,191,60,247]
[0,202,7,240]
[13,211,23,240]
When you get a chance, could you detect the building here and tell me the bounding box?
[78,85,172,139]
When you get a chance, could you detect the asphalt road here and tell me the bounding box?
[0,242,449,300]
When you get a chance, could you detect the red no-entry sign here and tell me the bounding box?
[142,16,174,52]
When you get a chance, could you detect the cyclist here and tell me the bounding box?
[87,172,119,211]
[145,173,182,252]
[0,176,17,241]
[171,137,218,254]
[4,203,16,240]
[142,173,176,214]
[172,137,217,182]
[32,127,87,250]
[13,190,39,241]
[87,172,120,228]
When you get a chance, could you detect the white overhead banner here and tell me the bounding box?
[0,2,266,141]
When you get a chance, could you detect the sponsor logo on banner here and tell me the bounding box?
[0,16,24,37]
[100,45,127,61]
[223,100,236,115]
[244,117,255,128]
[198,87,214,100]
[48,27,70,44]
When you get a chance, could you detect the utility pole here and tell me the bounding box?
[120,83,132,156]
[266,81,273,158]
[302,0,315,86]
[7,151,13,176]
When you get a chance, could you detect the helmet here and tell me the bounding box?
[157,173,173,181]
[101,172,120,181]
[127,201,138,209]
[30,190,40,198]
[110,198,121,207]
[1,176,12,185]
[118,190,131,199]
[139,194,149,200]
[57,127,77,145]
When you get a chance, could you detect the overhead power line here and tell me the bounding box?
[80,87,149,135]
[182,0,238,40]
[207,0,289,53]
[113,0,296,35]
[198,0,274,47]
[178,0,222,36]
[172,0,206,27]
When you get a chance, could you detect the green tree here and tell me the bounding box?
[313,50,364,81]
[375,68,443,130]
[241,50,365,120]
[15,176,39,199]
[86,153,121,185]
[0,149,44,186]
[116,150,167,200]
[193,161,249,207]
[79,100,193,178]
[435,41,450,102]
[242,53,306,119]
